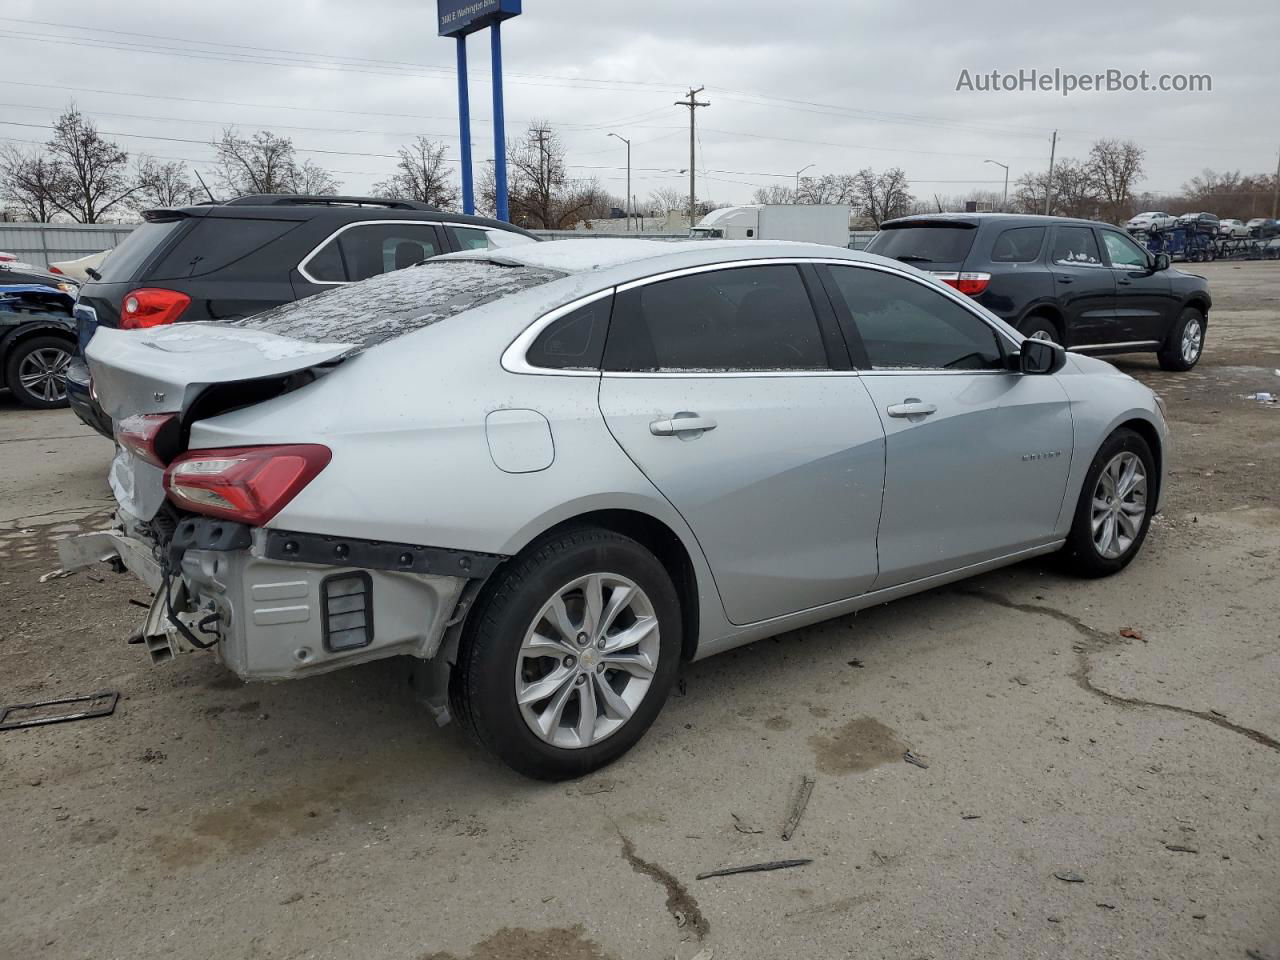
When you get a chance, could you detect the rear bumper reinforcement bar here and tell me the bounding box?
[262,529,506,580]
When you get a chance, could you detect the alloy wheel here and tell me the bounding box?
[515,572,660,749]
[1181,319,1203,365]
[1090,452,1148,559]
[17,346,72,403]
[1029,330,1057,343]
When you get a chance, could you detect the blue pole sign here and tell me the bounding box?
[438,0,520,221]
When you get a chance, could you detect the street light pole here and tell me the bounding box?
[795,163,814,197]
[608,133,632,231]
[984,159,1009,212]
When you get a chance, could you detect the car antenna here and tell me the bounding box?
[193,168,217,204]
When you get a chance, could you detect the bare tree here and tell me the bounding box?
[1011,158,1099,218]
[1087,139,1145,222]
[45,106,137,222]
[0,146,61,221]
[212,128,339,197]
[851,167,913,226]
[484,122,605,229]
[752,184,795,204]
[372,136,457,209]
[133,156,201,209]
[648,186,687,214]
[797,173,857,205]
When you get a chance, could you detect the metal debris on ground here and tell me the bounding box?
[1096,902,1116,910]
[38,568,75,583]
[1165,844,1199,853]
[696,859,812,880]
[781,775,815,841]
[961,814,982,820]
[0,691,119,730]
[903,750,929,769]
[1054,870,1086,883]
[1119,627,1144,641]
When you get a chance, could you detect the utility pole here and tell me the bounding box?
[1272,145,1279,219]
[675,86,709,229]
[1044,130,1058,216]
[608,133,632,231]
[531,126,550,227]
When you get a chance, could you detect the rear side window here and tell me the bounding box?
[235,261,561,348]
[526,296,612,370]
[1051,227,1103,266]
[301,223,443,283]
[828,265,1004,371]
[990,227,1045,263]
[146,217,301,280]
[867,225,977,265]
[449,226,492,251]
[94,220,184,282]
[604,264,827,372]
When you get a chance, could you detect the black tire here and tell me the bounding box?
[1019,314,1061,345]
[1157,306,1206,372]
[451,526,682,780]
[1062,428,1156,578]
[4,335,74,409]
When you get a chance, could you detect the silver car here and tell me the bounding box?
[65,240,1168,779]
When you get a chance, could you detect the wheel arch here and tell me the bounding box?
[0,320,77,374]
[1112,415,1164,512]
[1018,302,1065,341]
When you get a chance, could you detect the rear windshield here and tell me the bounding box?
[95,219,184,282]
[233,259,561,347]
[867,225,977,265]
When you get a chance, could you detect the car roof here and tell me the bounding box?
[438,237,877,277]
[879,212,1115,230]
[140,199,536,236]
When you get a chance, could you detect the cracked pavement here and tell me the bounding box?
[1,260,1277,959]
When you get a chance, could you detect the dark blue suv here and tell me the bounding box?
[867,213,1212,371]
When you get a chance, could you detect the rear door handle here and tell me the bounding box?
[1056,276,1074,284]
[886,400,937,419]
[650,414,718,436]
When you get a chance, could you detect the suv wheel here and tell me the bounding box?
[5,335,73,409]
[1020,316,1061,345]
[1062,428,1155,577]
[1158,307,1205,371]
[451,526,682,780]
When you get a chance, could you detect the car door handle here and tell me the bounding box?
[1056,276,1074,284]
[650,415,718,436]
[1118,278,1132,286]
[886,400,937,419]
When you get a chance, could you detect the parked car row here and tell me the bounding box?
[0,259,80,408]
[1124,210,1280,239]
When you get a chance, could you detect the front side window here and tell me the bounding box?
[301,223,442,283]
[603,264,828,372]
[828,265,1004,371]
[1051,226,1103,266]
[1101,230,1150,269]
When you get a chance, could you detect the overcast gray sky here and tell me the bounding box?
[2,0,1276,209]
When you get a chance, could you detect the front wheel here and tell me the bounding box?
[1019,315,1061,345]
[1062,428,1155,577]
[451,527,682,780]
[1158,307,1205,371]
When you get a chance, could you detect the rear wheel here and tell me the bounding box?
[1062,428,1155,577]
[5,335,73,409]
[451,526,682,780]
[1158,307,1205,371]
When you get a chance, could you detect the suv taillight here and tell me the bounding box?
[932,271,992,297]
[163,445,331,527]
[121,288,190,329]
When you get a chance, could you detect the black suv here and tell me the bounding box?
[69,194,537,435]
[866,213,1212,371]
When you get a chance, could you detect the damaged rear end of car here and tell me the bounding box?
[58,260,560,710]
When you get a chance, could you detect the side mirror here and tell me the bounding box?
[1020,337,1066,375]
[1153,252,1170,271]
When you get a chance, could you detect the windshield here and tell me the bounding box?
[691,228,723,238]
[233,260,562,348]
[867,224,977,264]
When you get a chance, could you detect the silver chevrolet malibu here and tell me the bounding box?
[65,239,1168,779]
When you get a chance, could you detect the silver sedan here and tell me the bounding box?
[71,239,1167,779]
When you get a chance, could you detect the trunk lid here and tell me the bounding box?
[87,324,356,521]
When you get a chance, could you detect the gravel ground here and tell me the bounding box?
[0,260,1277,960]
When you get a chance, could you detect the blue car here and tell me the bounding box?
[0,282,78,409]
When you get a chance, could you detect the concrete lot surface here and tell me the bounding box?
[1,261,1277,959]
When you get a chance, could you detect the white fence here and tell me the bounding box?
[0,223,136,267]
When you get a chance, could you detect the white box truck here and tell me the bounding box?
[691,204,851,247]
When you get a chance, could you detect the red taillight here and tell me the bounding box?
[116,413,178,467]
[121,288,190,329]
[48,265,64,274]
[932,271,992,296]
[163,445,331,527]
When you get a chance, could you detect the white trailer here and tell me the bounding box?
[691,204,850,247]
